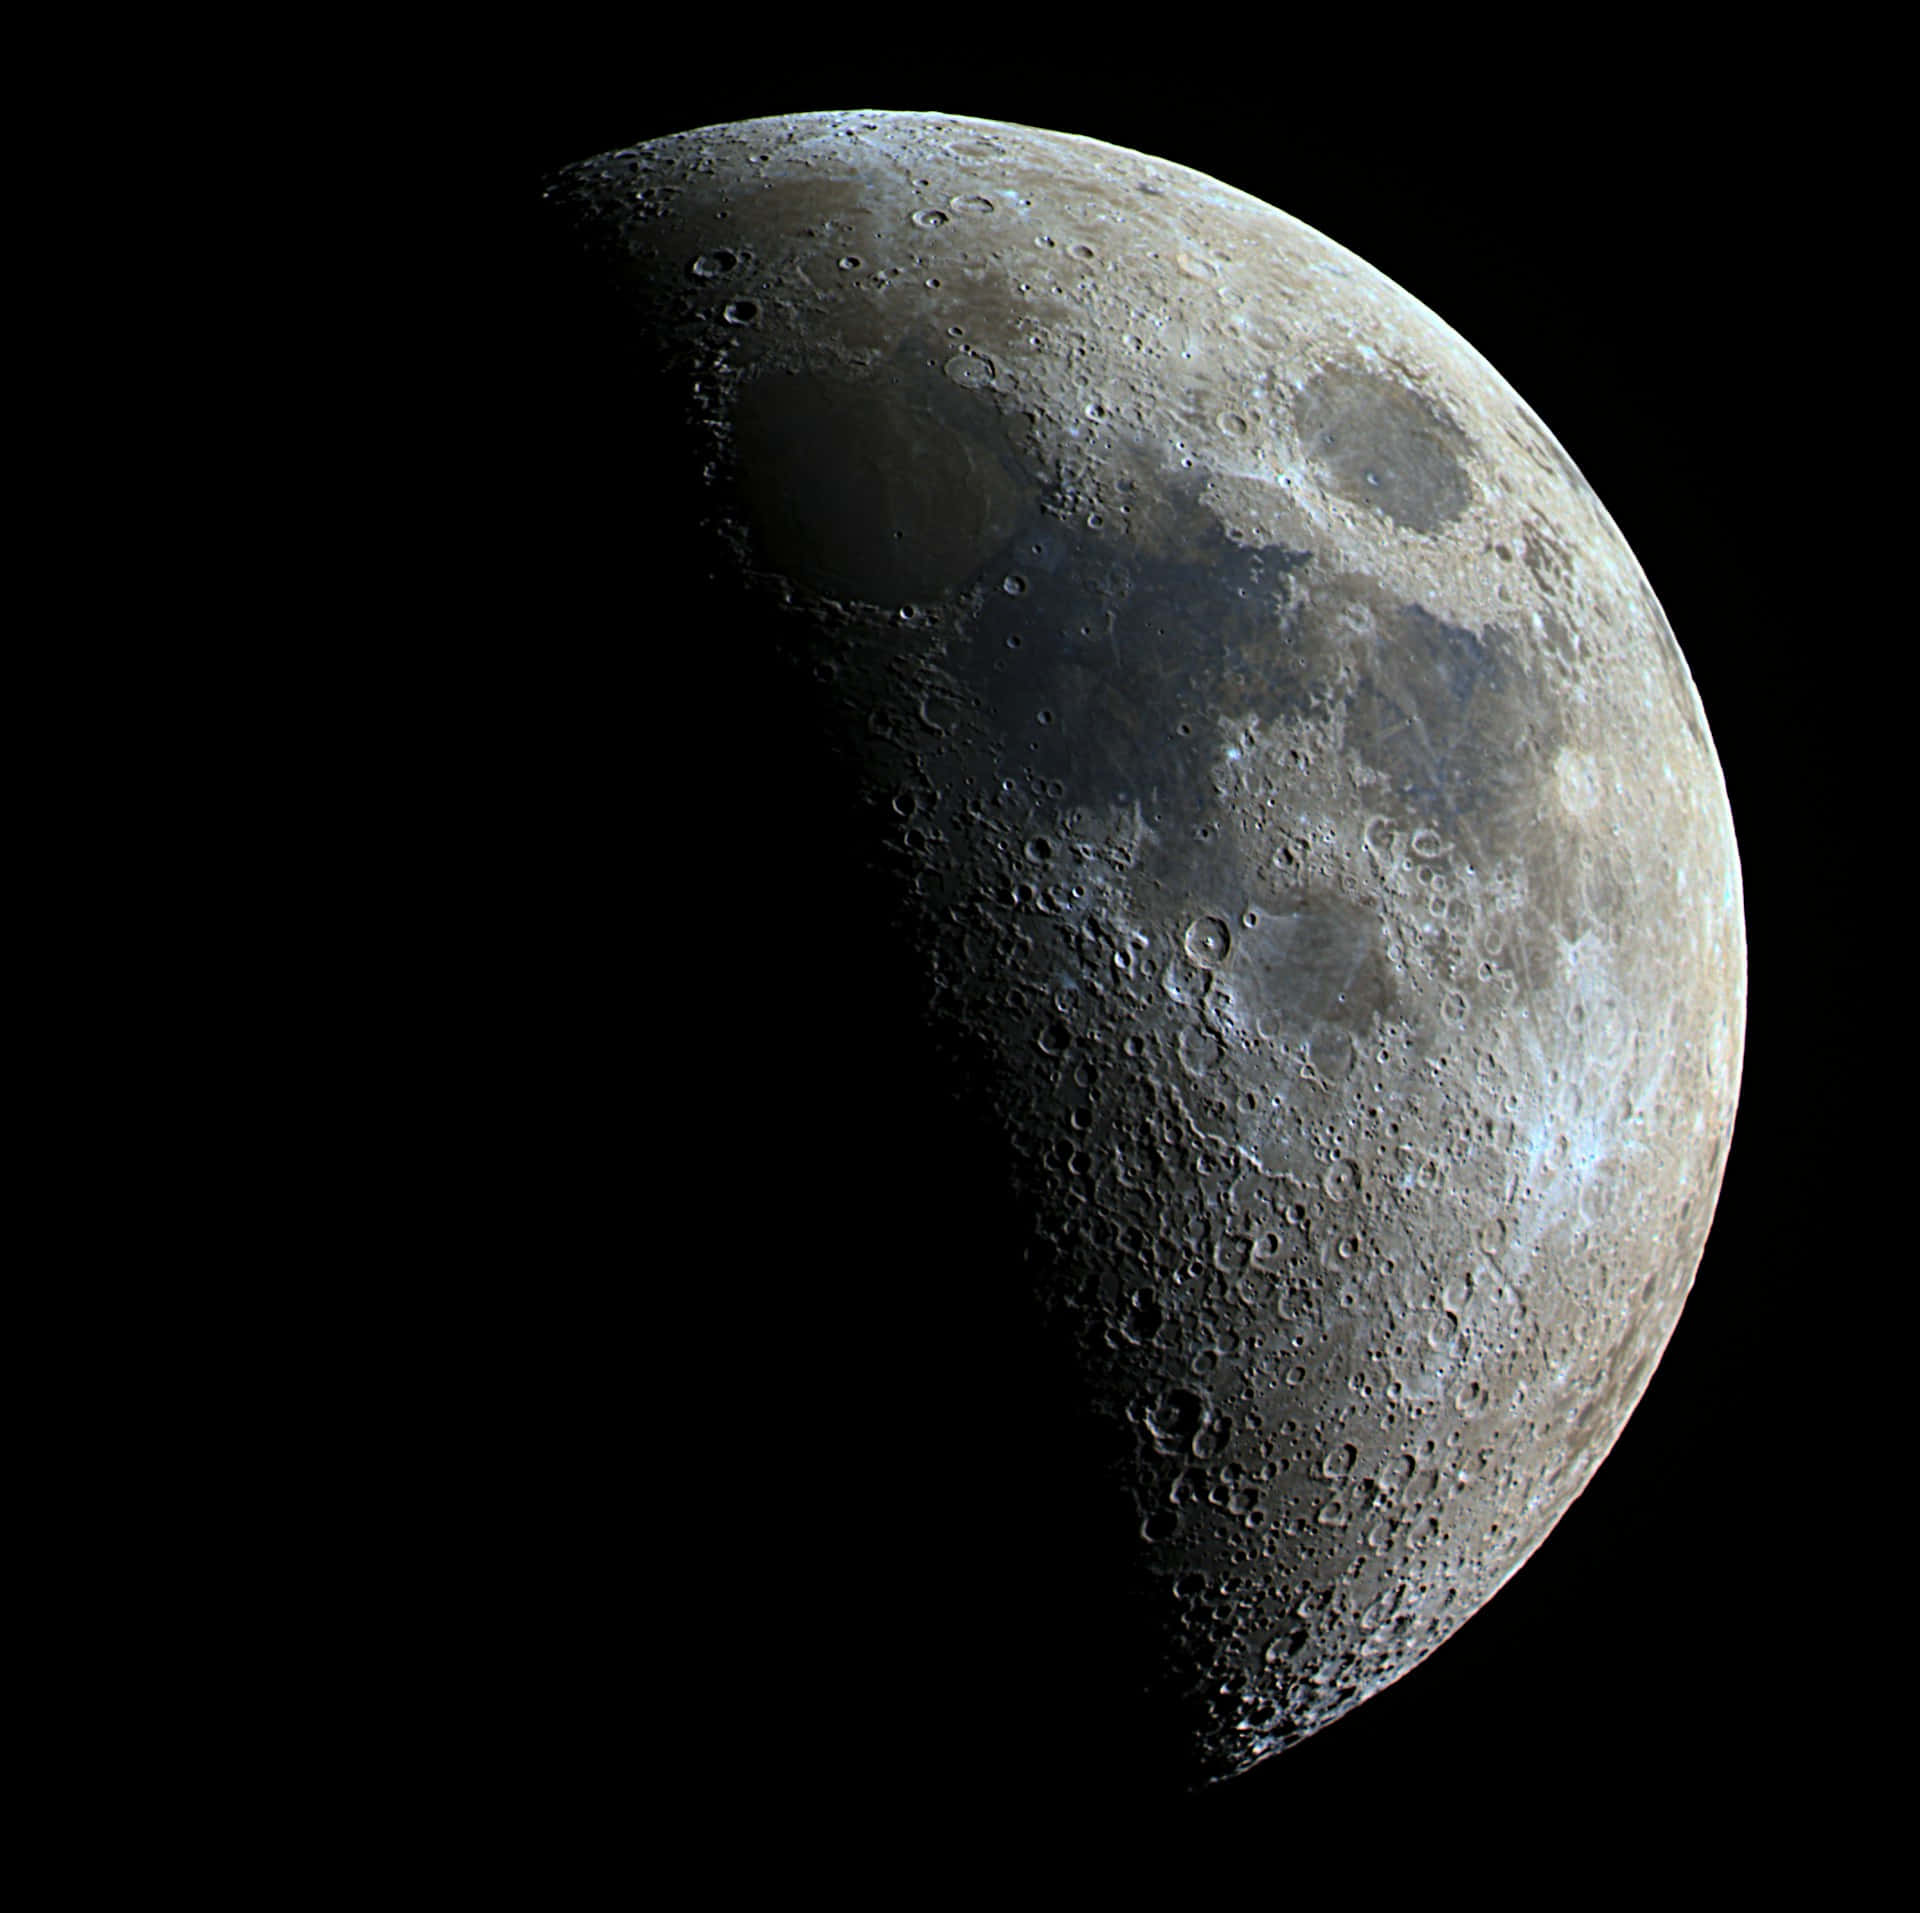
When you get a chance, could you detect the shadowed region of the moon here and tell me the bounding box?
[730,354,1028,605]
[533,108,1745,1791]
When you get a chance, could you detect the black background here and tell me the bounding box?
[425,33,1837,1867]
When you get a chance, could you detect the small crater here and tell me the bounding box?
[1178,1026,1224,1078]
[1322,1159,1360,1203]
[944,353,997,389]
[1146,1387,1208,1448]
[1555,747,1603,816]
[1323,1443,1358,1479]
[1185,916,1233,967]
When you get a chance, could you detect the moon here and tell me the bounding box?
[534,109,1745,1789]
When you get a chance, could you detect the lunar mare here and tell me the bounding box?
[542,111,1745,1779]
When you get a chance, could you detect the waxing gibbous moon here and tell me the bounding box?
[538,109,1745,1784]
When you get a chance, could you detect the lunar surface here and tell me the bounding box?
[538,110,1745,1784]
